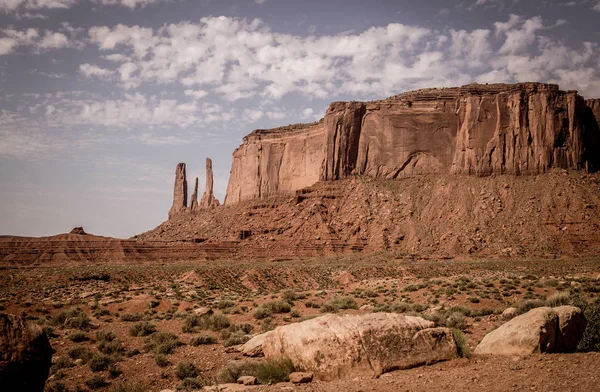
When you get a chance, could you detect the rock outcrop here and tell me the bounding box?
[225,83,600,204]
[0,313,53,391]
[190,177,199,212]
[199,158,220,209]
[168,163,188,218]
[240,313,457,381]
[474,306,587,355]
[70,227,87,235]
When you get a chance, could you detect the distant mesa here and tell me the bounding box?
[70,227,87,235]
[167,82,600,217]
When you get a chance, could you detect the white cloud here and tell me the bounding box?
[37,31,68,50]
[0,28,38,55]
[91,0,168,9]
[593,1,600,11]
[0,0,75,11]
[79,63,114,78]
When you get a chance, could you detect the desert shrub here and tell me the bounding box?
[176,361,198,379]
[68,332,88,343]
[98,339,123,355]
[85,375,108,390]
[217,300,236,309]
[148,300,160,309]
[182,313,231,332]
[578,298,600,352]
[253,301,292,320]
[217,360,260,384]
[424,311,467,331]
[189,333,218,346]
[515,299,546,315]
[144,332,180,355]
[52,356,74,371]
[452,329,471,358]
[108,382,147,392]
[45,382,71,392]
[321,296,358,313]
[290,309,301,318]
[120,313,143,322]
[93,308,110,318]
[96,330,116,342]
[256,358,295,384]
[129,321,156,337]
[154,354,170,367]
[223,331,250,347]
[88,353,113,372]
[108,364,123,378]
[68,346,93,363]
[51,308,90,330]
[546,291,571,307]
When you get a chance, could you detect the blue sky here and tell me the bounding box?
[1,0,600,238]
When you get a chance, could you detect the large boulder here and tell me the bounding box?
[0,313,53,392]
[244,312,457,381]
[553,306,587,352]
[475,306,587,356]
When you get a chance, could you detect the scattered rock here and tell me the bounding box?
[237,376,258,385]
[502,307,518,320]
[289,372,314,384]
[0,312,53,392]
[203,383,254,391]
[475,307,587,356]
[193,307,213,317]
[239,333,267,357]
[245,312,457,381]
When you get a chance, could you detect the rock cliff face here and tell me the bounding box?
[225,83,600,205]
[199,158,220,209]
[168,163,187,218]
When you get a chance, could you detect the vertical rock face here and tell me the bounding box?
[199,158,220,209]
[0,313,53,392]
[189,177,199,212]
[225,123,327,204]
[168,163,188,218]
[224,83,600,204]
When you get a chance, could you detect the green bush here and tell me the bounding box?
[96,330,116,342]
[256,358,295,384]
[154,354,170,367]
[182,314,231,332]
[176,361,198,380]
[321,296,358,313]
[578,298,600,352]
[253,301,292,319]
[129,321,156,337]
[108,382,147,392]
[68,332,88,343]
[144,332,179,355]
[98,339,123,355]
[88,353,113,372]
[223,331,250,347]
[189,333,218,346]
[121,313,143,322]
[52,356,74,371]
[51,308,90,330]
[217,300,236,309]
[85,375,108,390]
[217,360,260,384]
[546,291,571,307]
[68,346,93,363]
[452,329,471,358]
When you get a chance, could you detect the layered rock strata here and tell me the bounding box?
[225,83,600,204]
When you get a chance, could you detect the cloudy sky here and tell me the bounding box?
[1,0,600,238]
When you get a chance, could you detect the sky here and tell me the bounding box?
[1,0,600,238]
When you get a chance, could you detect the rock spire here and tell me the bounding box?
[199,158,220,209]
[168,163,188,218]
[190,177,199,212]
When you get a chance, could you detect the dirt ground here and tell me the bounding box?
[1,255,599,392]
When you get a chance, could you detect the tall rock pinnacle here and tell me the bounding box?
[168,163,188,218]
[190,177,199,212]
[199,158,220,209]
